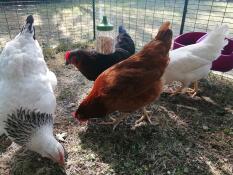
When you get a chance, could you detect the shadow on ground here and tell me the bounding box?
[78,76,233,175]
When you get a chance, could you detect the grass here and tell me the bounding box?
[0,0,233,173]
[43,41,94,60]
[60,73,232,175]
[54,43,232,175]
[0,42,233,174]
[10,150,66,175]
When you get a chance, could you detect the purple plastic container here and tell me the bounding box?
[172,32,206,50]
[211,38,233,72]
[173,32,233,72]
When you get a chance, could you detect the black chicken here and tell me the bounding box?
[65,26,135,81]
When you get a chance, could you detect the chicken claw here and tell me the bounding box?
[169,81,198,97]
[99,114,128,130]
[185,81,198,97]
[135,108,152,124]
[169,87,183,96]
[169,83,184,96]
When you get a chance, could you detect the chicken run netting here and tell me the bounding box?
[0,0,233,75]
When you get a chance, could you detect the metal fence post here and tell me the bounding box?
[180,0,189,34]
[92,0,96,40]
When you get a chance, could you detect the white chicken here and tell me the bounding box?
[0,15,64,165]
[163,24,229,97]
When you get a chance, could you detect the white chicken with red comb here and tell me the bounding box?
[0,15,64,165]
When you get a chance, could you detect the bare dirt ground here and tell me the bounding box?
[0,48,233,175]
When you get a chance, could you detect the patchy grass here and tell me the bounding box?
[51,50,233,175]
[0,43,233,175]
[1,0,233,52]
[57,87,74,101]
[43,41,94,60]
[55,41,94,53]
[10,150,66,175]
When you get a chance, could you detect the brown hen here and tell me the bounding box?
[74,21,173,129]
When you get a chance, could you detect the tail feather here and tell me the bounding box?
[155,21,172,43]
[213,24,229,36]
[119,25,127,34]
[200,24,229,61]
[202,24,229,45]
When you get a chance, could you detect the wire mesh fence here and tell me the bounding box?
[184,0,233,33]
[0,0,233,47]
[0,0,94,49]
[95,0,184,48]
[0,0,233,49]
[0,0,232,48]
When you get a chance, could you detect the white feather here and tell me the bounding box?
[163,24,229,87]
[0,27,57,135]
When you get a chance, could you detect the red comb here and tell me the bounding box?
[65,51,71,61]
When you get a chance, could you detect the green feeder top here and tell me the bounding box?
[97,16,113,31]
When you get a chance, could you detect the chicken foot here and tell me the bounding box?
[169,83,184,96]
[135,107,152,124]
[185,81,198,97]
[99,113,128,130]
[169,81,198,97]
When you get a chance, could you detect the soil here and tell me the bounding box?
[0,49,233,175]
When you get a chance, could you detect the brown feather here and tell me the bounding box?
[76,21,172,120]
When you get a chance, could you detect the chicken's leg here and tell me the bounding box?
[99,113,128,130]
[169,83,184,96]
[186,81,198,97]
[135,107,152,124]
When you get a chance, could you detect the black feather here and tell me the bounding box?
[4,107,53,146]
